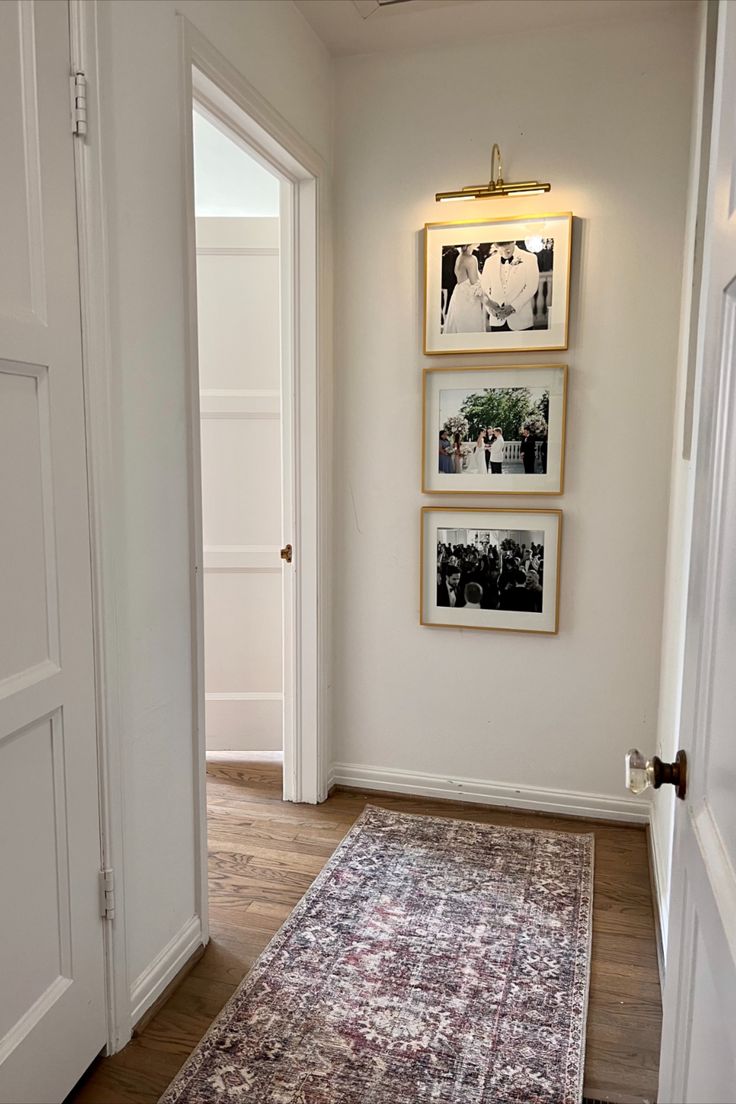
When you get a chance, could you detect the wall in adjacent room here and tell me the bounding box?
[96,0,332,1032]
[196,217,283,754]
[331,12,697,815]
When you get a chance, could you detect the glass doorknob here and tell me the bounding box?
[625,748,687,800]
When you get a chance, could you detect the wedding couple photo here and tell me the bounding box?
[422,364,567,496]
[438,383,549,479]
[441,238,554,336]
[423,213,571,354]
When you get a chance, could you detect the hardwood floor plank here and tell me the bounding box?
[65,760,661,1104]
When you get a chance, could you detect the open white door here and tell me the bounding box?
[278,175,298,798]
[0,2,107,1100]
[194,128,285,756]
[657,2,736,1099]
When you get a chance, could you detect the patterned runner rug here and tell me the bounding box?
[161,805,594,1104]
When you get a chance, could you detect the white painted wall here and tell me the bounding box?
[331,14,697,811]
[196,216,283,753]
[95,0,332,1026]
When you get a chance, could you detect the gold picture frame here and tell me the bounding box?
[422,363,568,496]
[424,212,573,356]
[421,506,563,634]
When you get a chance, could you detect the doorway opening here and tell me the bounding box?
[186,52,326,879]
[184,53,326,942]
[193,108,285,766]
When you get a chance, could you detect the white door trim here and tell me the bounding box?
[69,0,131,1055]
[181,19,329,825]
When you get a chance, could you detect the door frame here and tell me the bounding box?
[69,0,130,1054]
[182,23,330,943]
[69,1,330,1053]
[181,20,329,811]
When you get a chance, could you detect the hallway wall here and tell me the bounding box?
[331,11,697,813]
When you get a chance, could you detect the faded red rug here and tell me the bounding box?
[161,805,594,1104]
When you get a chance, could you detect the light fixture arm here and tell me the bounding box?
[490,143,503,188]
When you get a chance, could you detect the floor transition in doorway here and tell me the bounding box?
[66,760,662,1104]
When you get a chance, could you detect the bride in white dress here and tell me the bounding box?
[444,245,488,334]
[474,430,488,474]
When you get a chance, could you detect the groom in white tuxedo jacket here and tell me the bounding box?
[479,242,540,331]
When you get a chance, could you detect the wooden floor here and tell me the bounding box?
[67,760,662,1104]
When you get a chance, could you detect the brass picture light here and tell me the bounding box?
[435,144,551,203]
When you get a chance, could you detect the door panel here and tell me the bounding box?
[204,697,282,753]
[196,250,280,390]
[685,935,735,1103]
[702,287,736,852]
[0,363,56,682]
[200,417,281,545]
[0,2,106,1101]
[204,572,283,690]
[665,832,736,1103]
[196,215,283,754]
[0,714,71,1044]
[0,1,45,326]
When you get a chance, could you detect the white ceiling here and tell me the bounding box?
[193,111,279,218]
[293,0,695,57]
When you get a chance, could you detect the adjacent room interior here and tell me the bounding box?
[193,108,285,763]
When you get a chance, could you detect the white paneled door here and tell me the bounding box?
[658,3,736,1101]
[0,2,106,1101]
[196,216,284,753]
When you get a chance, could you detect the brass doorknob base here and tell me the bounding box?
[651,750,687,800]
[280,544,293,564]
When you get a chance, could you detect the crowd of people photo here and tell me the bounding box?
[436,529,545,613]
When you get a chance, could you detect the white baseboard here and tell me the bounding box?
[206,749,283,762]
[329,762,649,824]
[129,915,203,1028]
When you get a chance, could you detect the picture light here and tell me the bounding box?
[436,143,551,202]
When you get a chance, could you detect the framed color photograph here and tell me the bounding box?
[421,507,562,634]
[423,364,568,495]
[424,212,572,355]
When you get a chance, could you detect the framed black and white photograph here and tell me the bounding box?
[421,507,562,634]
[423,364,568,495]
[424,213,572,355]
